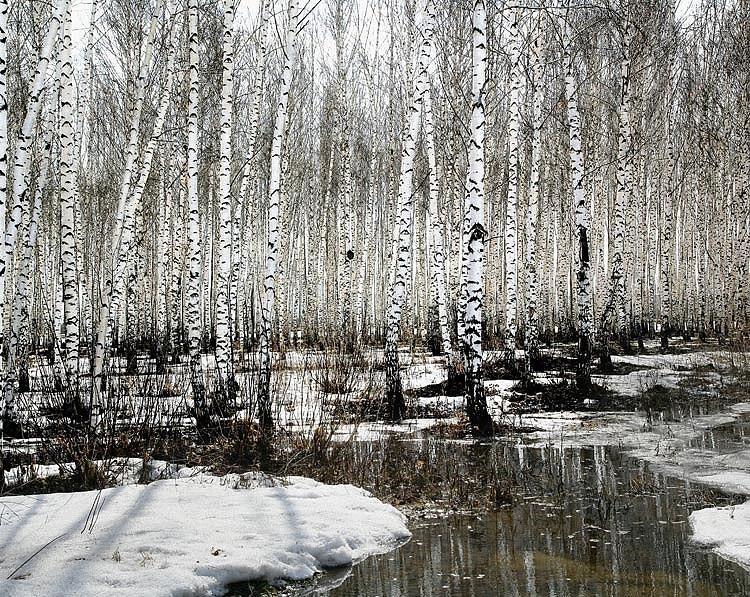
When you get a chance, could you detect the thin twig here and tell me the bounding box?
[6,534,66,580]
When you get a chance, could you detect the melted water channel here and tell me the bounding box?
[318,442,747,596]
[332,459,747,595]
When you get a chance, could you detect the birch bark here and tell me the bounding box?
[59,3,79,379]
[90,0,162,426]
[384,0,435,420]
[424,89,451,357]
[525,19,544,369]
[258,0,300,430]
[565,35,593,389]
[609,27,632,350]
[504,14,522,364]
[1,0,70,342]
[186,0,206,416]
[463,0,492,435]
[215,0,236,387]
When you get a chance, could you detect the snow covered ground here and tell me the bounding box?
[329,417,454,442]
[594,348,735,397]
[0,472,410,596]
[690,502,750,571]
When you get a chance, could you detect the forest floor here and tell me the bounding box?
[1,337,750,594]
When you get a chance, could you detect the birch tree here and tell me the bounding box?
[258,0,300,430]
[234,0,269,349]
[73,0,98,342]
[0,0,69,340]
[524,16,544,371]
[59,3,79,380]
[2,0,68,429]
[384,0,435,420]
[504,13,522,367]
[0,0,745,447]
[607,24,632,353]
[463,0,492,436]
[424,89,451,357]
[215,0,236,390]
[91,0,162,426]
[0,0,6,315]
[661,134,675,352]
[0,0,7,435]
[565,27,593,390]
[186,0,206,416]
[11,126,53,396]
[110,24,178,345]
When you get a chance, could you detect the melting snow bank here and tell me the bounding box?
[690,502,750,570]
[522,401,750,450]
[521,402,750,492]
[0,474,410,597]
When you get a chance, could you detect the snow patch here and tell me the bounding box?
[401,362,447,390]
[690,502,750,570]
[0,475,410,596]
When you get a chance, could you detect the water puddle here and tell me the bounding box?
[323,443,749,596]
[227,395,750,596]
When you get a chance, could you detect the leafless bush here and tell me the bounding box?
[311,339,367,395]
[3,359,194,494]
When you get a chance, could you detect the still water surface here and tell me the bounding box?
[229,415,750,596]
[331,443,747,595]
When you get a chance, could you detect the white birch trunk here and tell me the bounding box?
[661,135,675,350]
[186,0,204,402]
[0,0,8,429]
[384,0,435,419]
[565,36,593,388]
[463,0,492,435]
[525,19,544,366]
[156,187,169,340]
[73,0,97,343]
[11,128,52,392]
[0,0,6,350]
[170,184,185,353]
[90,1,162,425]
[340,141,354,331]
[504,14,522,360]
[59,4,79,379]
[215,0,236,386]
[110,26,177,338]
[424,89,451,357]
[609,29,632,347]
[1,0,70,344]
[234,0,269,347]
[258,0,299,429]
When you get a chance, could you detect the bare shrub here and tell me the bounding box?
[311,339,367,395]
